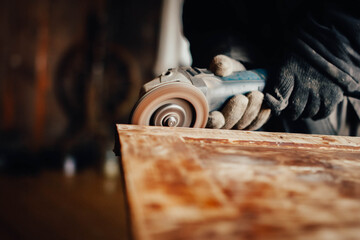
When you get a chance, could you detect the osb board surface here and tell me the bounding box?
[116,124,360,240]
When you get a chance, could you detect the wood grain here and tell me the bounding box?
[116,124,360,240]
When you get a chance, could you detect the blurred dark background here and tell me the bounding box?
[0,0,190,239]
[0,0,164,172]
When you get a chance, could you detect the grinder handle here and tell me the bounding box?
[221,69,267,82]
[205,69,267,111]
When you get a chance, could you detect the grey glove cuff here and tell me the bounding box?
[265,54,344,120]
[294,6,360,98]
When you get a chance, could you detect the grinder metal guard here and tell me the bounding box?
[131,67,266,128]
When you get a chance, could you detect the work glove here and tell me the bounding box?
[206,55,271,130]
[264,54,344,120]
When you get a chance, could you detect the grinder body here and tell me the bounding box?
[131,67,266,128]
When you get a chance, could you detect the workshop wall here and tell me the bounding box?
[0,0,162,171]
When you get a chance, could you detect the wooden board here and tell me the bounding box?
[115,124,360,240]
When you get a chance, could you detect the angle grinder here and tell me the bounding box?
[131,67,266,128]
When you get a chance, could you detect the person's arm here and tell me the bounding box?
[182,1,233,67]
[182,1,272,130]
[265,1,360,120]
[296,2,360,97]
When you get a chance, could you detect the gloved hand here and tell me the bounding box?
[264,54,344,120]
[209,54,246,76]
[206,55,271,130]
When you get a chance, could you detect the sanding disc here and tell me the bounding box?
[131,82,209,128]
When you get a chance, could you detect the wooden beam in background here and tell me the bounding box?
[33,0,50,148]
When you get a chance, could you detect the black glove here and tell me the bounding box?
[264,54,344,120]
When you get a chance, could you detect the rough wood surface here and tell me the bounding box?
[115,124,360,240]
